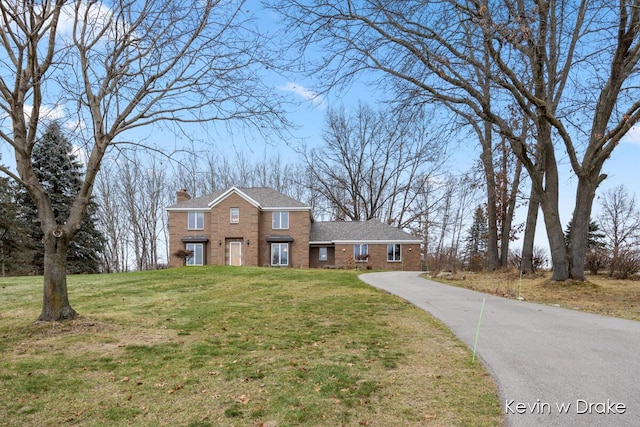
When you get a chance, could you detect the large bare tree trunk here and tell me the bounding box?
[480,122,500,271]
[536,138,569,281]
[520,186,539,274]
[568,176,600,281]
[38,229,77,321]
[500,158,522,267]
[541,201,568,281]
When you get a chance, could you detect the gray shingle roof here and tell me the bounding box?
[166,187,310,210]
[310,220,421,243]
[241,187,309,209]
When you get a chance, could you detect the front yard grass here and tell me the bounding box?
[0,267,502,426]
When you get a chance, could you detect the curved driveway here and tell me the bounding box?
[360,271,640,427]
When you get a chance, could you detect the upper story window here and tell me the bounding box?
[387,244,401,262]
[188,212,204,230]
[354,244,369,262]
[272,211,289,229]
[230,207,239,223]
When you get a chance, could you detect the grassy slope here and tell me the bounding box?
[0,267,502,426]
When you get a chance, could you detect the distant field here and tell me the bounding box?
[0,267,502,427]
[433,270,640,321]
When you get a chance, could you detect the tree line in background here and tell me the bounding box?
[2,111,638,279]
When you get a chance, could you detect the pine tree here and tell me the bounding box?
[564,219,606,251]
[565,219,608,275]
[18,122,105,274]
[464,206,489,271]
[0,177,35,276]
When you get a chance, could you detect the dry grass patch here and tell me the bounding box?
[375,312,501,426]
[431,270,640,321]
[0,267,502,427]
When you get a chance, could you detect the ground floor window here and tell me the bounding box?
[354,244,368,262]
[387,244,401,262]
[186,243,204,266]
[319,247,328,261]
[271,243,289,266]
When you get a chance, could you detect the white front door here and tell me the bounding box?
[229,242,242,266]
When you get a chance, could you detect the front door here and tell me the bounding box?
[229,241,242,266]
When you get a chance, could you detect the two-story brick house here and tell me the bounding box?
[166,187,422,270]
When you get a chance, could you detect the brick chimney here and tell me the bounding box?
[176,189,191,203]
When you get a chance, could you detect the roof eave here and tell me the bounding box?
[208,187,261,209]
[261,206,312,211]
[166,207,209,212]
[331,240,423,244]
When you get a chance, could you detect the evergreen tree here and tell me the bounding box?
[18,122,105,274]
[0,177,35,275]
[564,220,606,251]
[565,219,608,275]
[464,206,489,271]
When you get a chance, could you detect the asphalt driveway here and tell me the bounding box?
[359,271,640,427]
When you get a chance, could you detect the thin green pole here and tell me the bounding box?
[518,270,523,300]
[472,297,486,364]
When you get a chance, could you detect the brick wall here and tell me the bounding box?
[210,193,260,266]
[167,210,212,268]
[309,246,336,268]
[258,210,310,268]
[168,190,420,271]
[332,243,421,270]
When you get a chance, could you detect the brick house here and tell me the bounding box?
[166,187,422,270]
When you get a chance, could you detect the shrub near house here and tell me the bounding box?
[167,187,421,270]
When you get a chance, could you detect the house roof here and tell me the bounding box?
[166,187,311,211]
[310,220,422,244]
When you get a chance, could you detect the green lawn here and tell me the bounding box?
[0,267,502,426]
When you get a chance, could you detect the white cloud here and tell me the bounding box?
[621,125,640,145]
[71,144,90,166]
[280,82,325,107]
[23,104,85,131]
[34,104,66,121]
[57,2,116,37]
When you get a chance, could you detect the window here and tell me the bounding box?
[387,244,401,262]
[188,212,204,230]
[319,247,328,261]
[271,243,289,266]
[186,243,204,266]
[230,207,239,223]
[272,211,289,229]
[354,244,368,262]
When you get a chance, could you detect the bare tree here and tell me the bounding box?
[405,169,481,272]
[117,155,170,271]
[95,162,129,273]
[172,149,304,198]
[495,134,523,268]
[0,0,286,320]
[598,185,640,276]
[476,1,640,281]
[520,185,541,274]
[306,103,444,227]
[272,0,640,281]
